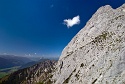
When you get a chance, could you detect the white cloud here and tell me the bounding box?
[63,15,80,28]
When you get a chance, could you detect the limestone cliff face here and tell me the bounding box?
[52,4,125,84]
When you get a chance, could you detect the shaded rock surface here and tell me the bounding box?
[52,4,125,84]
[0,60,57,84]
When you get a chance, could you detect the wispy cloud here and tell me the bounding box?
[63,15,80,28]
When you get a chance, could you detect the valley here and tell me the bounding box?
[0,66,20,78]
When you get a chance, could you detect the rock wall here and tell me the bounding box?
[52,4,125,84]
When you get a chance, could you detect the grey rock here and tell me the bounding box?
[52,4,125,84]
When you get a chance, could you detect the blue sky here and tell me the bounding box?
[0,0,125,57]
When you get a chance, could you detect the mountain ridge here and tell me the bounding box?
[0,60,57,84]
[52,4,125,84]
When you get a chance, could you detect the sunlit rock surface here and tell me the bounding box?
[52,4,125,84]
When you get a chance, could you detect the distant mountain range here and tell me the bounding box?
[0,55,32,69]
[0,57,15,69]
[0,60,57,84]
[20,58,49,69]
[0,54,58,80]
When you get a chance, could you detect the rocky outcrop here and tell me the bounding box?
[52,4,125,84]
[0,60,57,84]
